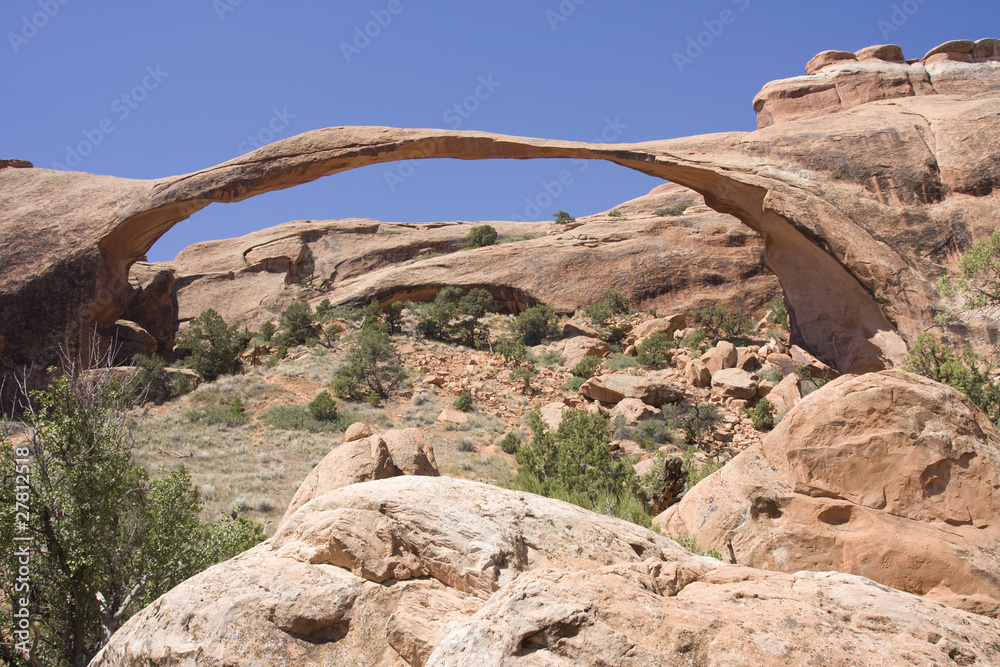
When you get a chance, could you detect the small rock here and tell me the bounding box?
[437,409,469,424]
[562,320,600,338]
[609,398,663,425]
[344,422,373,442]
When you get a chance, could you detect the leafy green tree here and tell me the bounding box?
[129,353,190,405]
[510,366,539,394]
[689,306,754,339]
[571,355,601,379]
[335,321,405,400]
[939,231,1000,311]
[258,320,277,343]
[412,287,495,347]
[176,309,250,381]
[636,333,677,370]
[512,410,647,526]
[0,369,262,666]
[902,332,1000,423]
[465,224,498,249]
[276,301,317,347]
[510,304,557,346]
[602,289,631,315]
[314,299,335,322]
[660,399,722,446]
[552,210,575,223]
[585,301,613,327]
[494,336,530,368]
[765,294,788,329]
[748,397,775,431]
[308,390,339,422]
[454,391,474,413]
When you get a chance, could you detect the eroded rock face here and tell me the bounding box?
[93,476,1000,665]
[656,370,1000,617]
[4,41,1000,387]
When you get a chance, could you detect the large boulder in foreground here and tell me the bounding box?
[278,427,438,529]
[94,476,1000,665]
[656,370,1000,617]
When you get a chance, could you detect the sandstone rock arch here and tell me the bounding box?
[4,43,1000,385]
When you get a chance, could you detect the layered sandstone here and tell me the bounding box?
[657,370,1000,617]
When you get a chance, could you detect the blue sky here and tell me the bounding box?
[3,0,997,262]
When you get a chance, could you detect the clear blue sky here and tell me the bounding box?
[4,0,997,261]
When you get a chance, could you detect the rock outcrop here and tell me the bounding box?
[657,370,1000,617]
[160,183,775,333]
[93,475,1000,665]
[4,40,1000,390]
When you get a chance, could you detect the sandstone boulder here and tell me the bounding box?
[436,409,468,425]
[766,373,802,414]
[95,476,1000,665]
[631,313,685,340]
[580,374,685,406]
[278,429,438,529]
[539,401,567,430]
[684,358,711,387]
[700,340,737,374]
[561,319,599,338]
[765,352,795,376]
[609,397,662,424]
[710,368,758,400]
[557,336,609,368]
[344,422,373,442]
[657,370,1000,618]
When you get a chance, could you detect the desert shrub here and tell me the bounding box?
[333,321,405,400]
[185,399,250,427]
[308,390,338,422]
[510,304,557,346]
[604,352,637,371]
[636,333,676,369]
[654,204,690,216]
[604,325,628,350]
[938,230,1000,311]
[384,301,405,335]
[498,233,542,244]
[796,368,830,398]
[585,301,613,327]
[262,403,341,432]
[499,432,522,454]
[454,391,474,413]
[535,348,564,367]
[412,287,495,347]
[756,365,784,384]
[511,410,649,527]
[563,376,586,392]
[680,327,709,352]
[176,309,250,381]
[257,320,276,343]
[466,224,498,249]
[495,336,531,368]
[902,332,1000,423]
[748,397,775,431]
[610,415,634,441]
[276,301,317,347]
[765,294,788,329]
[608,209,622,218]
[635,419,672,450]
[689,306,754,339]
[510,366,539,394]
[683,452,723,490]
[661,400,721,446]
[552,210,575,223]
[129,354,191,405]
[602,289,631,315]
[571,355,602,379]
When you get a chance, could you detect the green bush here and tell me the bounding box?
[689,306,754,339]
[314,299,335,322]
[334,321,404,400]
[602,289,631,315]
[748,397,775,431]
[129,354,191,405]
[604,352,637,371]
[765,294,788,329]
[535,348,564,367]
[185,400,250,427]
[454,391,474,412]
[258,320,276,343]
[604,325,628,349]
[276,301,317,347]
[636,333,676,369]
[176,309,250,381]
[661,400,721,446]
[902,332,1000,423]
[308,390,339,422]
[499,432,522,454]
[262,403,336,432]
[466,224,498,249]
[511,410,649,527]
[585,301,613,327]
[0,371,262,665]
[511,366,539,394]
[412,287,495,347]
[938,230,1000,310]
[495,336,531,367]
[510,304,557,346]
[680,327,709,352]
[552,210,575,223]
[654,204,690,217]
[635,419,672,450]
[571,355,602,379]
[608,209,622,218]
[563,376,586,392]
